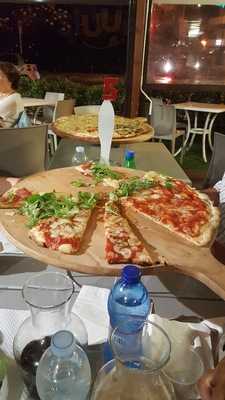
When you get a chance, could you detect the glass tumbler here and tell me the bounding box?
[91,317,175,400]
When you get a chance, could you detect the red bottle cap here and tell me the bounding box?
[103,77,119,101]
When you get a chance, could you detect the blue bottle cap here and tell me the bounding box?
[51,330,75,358]
[122,265,141,283]
[125,150,135,160]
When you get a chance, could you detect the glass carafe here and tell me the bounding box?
[13,271,88,399]
[91,318,175,400]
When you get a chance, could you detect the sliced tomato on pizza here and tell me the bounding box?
[104,201,162,265]
[0,187,33,209]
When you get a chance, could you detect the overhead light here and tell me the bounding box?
[216,39,223,46]
[163,61,173,73]
[194,61,200,69]
[188,20,202,38]
[201,39,207,47]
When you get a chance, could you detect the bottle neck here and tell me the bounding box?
[30,302,70,336]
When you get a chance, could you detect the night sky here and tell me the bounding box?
[0,3,128,74]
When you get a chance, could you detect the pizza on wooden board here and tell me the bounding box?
[18,191,98,255]
[0,165,220,264]
[0,187,33,208]
[104,201,162,265]
[115,171,220,247]
[53,114,151,140]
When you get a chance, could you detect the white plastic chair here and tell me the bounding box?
[74,105,100,115]
[48,99,75,156]
[150,102,186,157]
[33,92,65,124]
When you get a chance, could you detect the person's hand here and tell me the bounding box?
[198,357,225,400]
[201,188,219,206]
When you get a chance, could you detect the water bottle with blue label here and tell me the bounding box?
[104,265,151,362]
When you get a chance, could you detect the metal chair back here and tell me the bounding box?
[53,99,75,121]
[0,125,48,177]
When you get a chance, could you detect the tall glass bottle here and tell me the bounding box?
[13,272,88,399]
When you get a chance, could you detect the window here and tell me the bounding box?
[147,0,225,85]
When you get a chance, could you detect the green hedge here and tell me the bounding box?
[18,76,126,113]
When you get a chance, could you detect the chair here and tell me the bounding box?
[33,92,65,124]
[203,132,225,188]
[150,102,186,157]
[48,99,75,156]
[0,125,48,177]
[74,105,100,115]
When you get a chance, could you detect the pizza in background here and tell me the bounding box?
[53,114,152,141]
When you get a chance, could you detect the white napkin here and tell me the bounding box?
[73,285,110,345]
[0,286,110,358]
[0,231,23,255]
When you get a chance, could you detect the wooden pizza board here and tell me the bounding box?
[52,122,154,144]
[1,167,225,301]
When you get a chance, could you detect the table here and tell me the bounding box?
[49,140,191,184]
[174,102,225,162]
[22,98,56,108]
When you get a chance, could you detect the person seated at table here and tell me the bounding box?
[198,357,225,400]
[0,62,24,128]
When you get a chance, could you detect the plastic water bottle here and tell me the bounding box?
[123,150,136,169]
[105,265,151,361]
[36,330,91,400]
[72,145,87,165]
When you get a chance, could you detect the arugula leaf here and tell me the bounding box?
[20,192,98,227]
[110,177,156,201]
[90,163,123,183]
[164,180,173,189]
[77,192,99,209]
[71,179,89,188]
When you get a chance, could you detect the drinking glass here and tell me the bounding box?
[163,347,204,399]
[91,318,175,400]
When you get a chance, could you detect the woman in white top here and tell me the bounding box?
[0,62,24,128]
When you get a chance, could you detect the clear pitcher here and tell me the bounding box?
[13,271,88,399]
[91,317,175,400]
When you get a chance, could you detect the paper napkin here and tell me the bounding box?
[0,231,23,255]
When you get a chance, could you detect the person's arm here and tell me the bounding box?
[0,94,17,121]
[198,357,225,400]
[201,187,219,206]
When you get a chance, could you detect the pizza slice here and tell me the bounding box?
[104,201,162,265]
[118,172,220,247]
[29,209,92,254]
[74,162,125,188]
[0,187,33,209]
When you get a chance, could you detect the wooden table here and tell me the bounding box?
[174,102,225,162]
[22,97,56,108]
[49,140,191,185]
